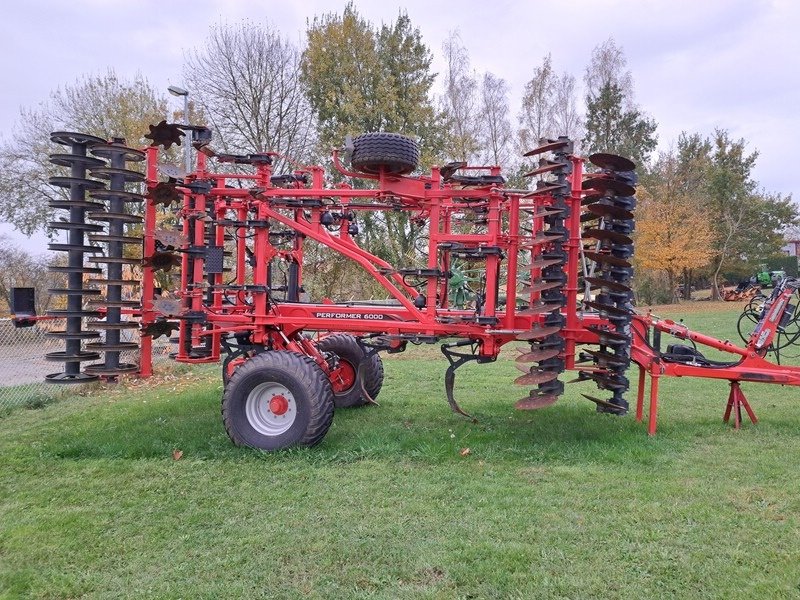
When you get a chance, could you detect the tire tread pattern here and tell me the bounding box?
[222,351,334,449]
[351,132,419,175]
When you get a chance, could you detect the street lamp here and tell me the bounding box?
[167,86,191,175]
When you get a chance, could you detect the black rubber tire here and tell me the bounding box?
[351,132,419,176]
[222,351,334,451]
[317,334,384,408]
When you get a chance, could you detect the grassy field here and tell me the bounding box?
[1,302,799,599]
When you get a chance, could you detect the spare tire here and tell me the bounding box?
[351,132,419,176]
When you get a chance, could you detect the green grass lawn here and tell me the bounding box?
[1,302,799,599]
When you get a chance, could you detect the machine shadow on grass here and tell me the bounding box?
[37,376,682,467]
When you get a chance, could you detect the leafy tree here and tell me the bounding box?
[184,22,317,172]
[635,151,716,301]
[301,5,441,269]
[702,130,796,298]
[584,82,658,167]
[0,70,167,236]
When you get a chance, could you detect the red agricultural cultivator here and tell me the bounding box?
[14,121,800,450]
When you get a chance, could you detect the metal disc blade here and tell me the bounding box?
[523,207,566,219]
[583,251,631,268]
[529,257,565,270]
[517,325,562,341]
[514,370,560,386]
[583,300,631,318]
[523,161,565,177]
[581,194,603,206]
[585,277,632,293]
[581,177,636,197]
[517,302,561,316]
[580,371,627,390]
[515,348,561,362]
[523,182,567,197]
[523,139,571,157]
[521,280,564,294]
[587,203,634,220]
[585,325,631,342]
[582,228,633,245]
[581,212,601,223]
[581,394,623,410]
[515,394,559,410]
[582,349,629,368]
[589,153,636,172]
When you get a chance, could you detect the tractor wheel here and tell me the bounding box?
[317,334,384,408]
[222,351,334,451]
[351,132,419,176]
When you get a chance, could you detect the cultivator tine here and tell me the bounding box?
[444,365,475,420]
[357,360,380,406]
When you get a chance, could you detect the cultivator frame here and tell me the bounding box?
[26,120,800,450]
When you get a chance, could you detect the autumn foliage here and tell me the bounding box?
[635,152,716,299]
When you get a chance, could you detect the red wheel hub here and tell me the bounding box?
[331,360,357,393]
[269,394,289,415]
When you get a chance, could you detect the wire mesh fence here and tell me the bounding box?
[0,318,175,411]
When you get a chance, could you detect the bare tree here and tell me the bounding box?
[553,72,583,142]
[584,37,634,105]
[439,32,480,162]
[0,236,61,314]
[184,22,317,172]
[518,54,557,151]
[478,73,513,168]
[0,70,167,236]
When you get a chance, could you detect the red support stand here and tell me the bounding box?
[635,366,646,422]
[723,381,758,429]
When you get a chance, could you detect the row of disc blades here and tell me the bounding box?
[578,153,638,413]
[44,132,145,382]
[514,137,574,410]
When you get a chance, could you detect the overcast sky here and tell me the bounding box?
[2,0,798,249]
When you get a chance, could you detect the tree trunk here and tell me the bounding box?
[667,269,677,303]
[683,268,692,301]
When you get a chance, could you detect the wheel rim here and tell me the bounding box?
[245,382,297,436]
[331,359,357,394]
